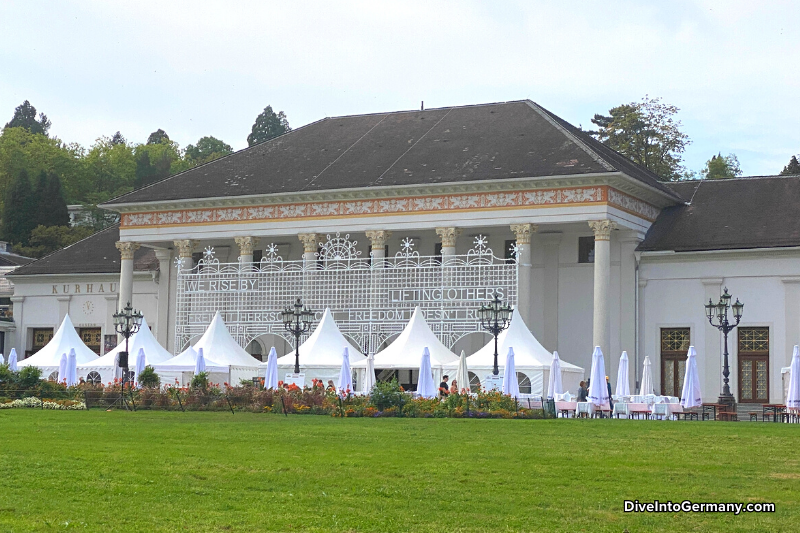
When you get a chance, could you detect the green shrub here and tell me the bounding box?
[190,372,209,391]
[137,366,160,388]
[369,379,407,411]
[17,366,42,389]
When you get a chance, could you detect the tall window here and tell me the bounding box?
[32,328,54,355]
[738,327,769,403]
[578,236,595,263]
[661,328,690,397]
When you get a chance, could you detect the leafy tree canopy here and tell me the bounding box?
[781,155,800,176]
[701,153,742,180]
[146,129,170,145]
[589,96,690,181]
[185,136,233,166]
[4,100,51,136]
[11,224,95,258]
[2,169,36,245]
[247,106,290,147]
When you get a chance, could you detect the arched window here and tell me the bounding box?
[246,339,264,360]
[468,372,481,393]
[48,371,59,381]
[86,371,102,385]
[517,372,532,394]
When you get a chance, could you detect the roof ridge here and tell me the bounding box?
[7,224,119,276]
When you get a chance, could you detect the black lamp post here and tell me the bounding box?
[112,301,143,392]
[282,297,315,374]
[478,291,513,376]
[705,287,744,408]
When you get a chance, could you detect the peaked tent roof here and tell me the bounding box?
[18,314,99,367]
[354,307,458,369]
[276,308,365,368]
[103,100,679,206]
[153,346,228,374]
[445,309,582,372]
[78,317,173,369]
[193,311,260,367]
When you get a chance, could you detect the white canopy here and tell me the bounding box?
[19,315,99,369]
[194,311,259,367]
[277,308,365,368]
[356,307,458,369]
[153,345,228,374]
[79,317,172,371]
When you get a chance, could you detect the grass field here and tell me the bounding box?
[0,410,798,532]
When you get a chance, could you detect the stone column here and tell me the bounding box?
[435,227,461,262]
[154,248,173,348]
[618,231,644,389]
[235,236,259,267]
[637,278,647,392]
[298,234,320,267]
[589,220,616,356]
[10,296,24,357]
[115,241,141,311]
[540,232,562,351]
[365,230,392,263]
[510,223,537,327]
[173,239,196,267]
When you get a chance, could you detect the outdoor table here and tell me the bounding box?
[555,401,577,418]
[762,404,786,422]
[702,403,725,421]
[576,402,594,418]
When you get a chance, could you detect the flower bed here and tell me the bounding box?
[0,397,86,410]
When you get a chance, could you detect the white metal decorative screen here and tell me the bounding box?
[174,235,517,353]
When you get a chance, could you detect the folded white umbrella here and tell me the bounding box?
[8,348,18,372]
[455,350,470,394]
[787,345,800,410]
[57,353,68,384]
[264,347,279,389]
[416,347,437,399]
[194,347,206,375]
[66,348,78,387]
[616,351,630,396]
[640,356,654,396]
[680,346,702,408]
[547,350,563,399]
[502,347,520,397]
[588,346,609,406]
[0,353,4,366]
[362,352,376,393]
[338,346,353,392]
[135,348,146,387]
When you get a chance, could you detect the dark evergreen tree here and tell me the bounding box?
[2,170,37,245]
[134,151,155,189]
[110,131,126,145]
[33,171,49,228]
[4,100,51,135]
[42,173,70,227]
[781,155,800,176]
[146,129,170,145]
[247,106,290,146]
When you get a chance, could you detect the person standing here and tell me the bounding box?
[577,381,588,402]
[439,375,450,398]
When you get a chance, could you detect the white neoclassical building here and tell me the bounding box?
[7,100,800,404]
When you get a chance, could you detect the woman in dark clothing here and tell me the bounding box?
[577,381,589,402]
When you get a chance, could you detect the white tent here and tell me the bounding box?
[194,311,260,368]
[445,309,582,396]
[19,314,99,374]
[276,308,365,385]
[78,317,172,383]
[153,345,228,386]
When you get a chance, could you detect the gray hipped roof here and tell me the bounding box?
[638,175,800,252]
[104,100,678,206]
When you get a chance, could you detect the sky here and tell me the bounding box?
[1,0,798,177]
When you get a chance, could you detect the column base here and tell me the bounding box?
[717,393,736,410]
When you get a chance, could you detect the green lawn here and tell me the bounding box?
[0,411,797,532]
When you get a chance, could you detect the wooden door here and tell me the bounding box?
[738,327,769,403]
[660,328,690,397]
[80,328,102,355]
[32,328,54,354]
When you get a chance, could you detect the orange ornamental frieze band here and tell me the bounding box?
[121,186,657,228]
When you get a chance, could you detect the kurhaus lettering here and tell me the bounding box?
[52,283,117,295]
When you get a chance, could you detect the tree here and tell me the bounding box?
[2,170,37,245]
[247,106,290,147]
[41,173,70,227]
[4,100,51,136]
[146,129,170,145]
[590,96,690,181]
[781,155,800,176]
[701,153,742,180]
[185,136,233,166]
[110,131,126,146]
[11,224,95,258]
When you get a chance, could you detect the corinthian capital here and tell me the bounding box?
[298,233,320,254]
[234,236,259,256]
[115,241,141,260]
[173,239,196,258]
[588,220,617,241]
[510,223,537,245]
[435,227,462,247]
[365,230,392,249]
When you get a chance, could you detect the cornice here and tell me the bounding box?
[640,246,800,264]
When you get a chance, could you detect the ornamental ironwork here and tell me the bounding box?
[174,234,518,353]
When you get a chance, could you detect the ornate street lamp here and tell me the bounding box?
[705,287,744,408]
[282,297,315,374]
[112,301,144,392]
[478,291,513,376]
